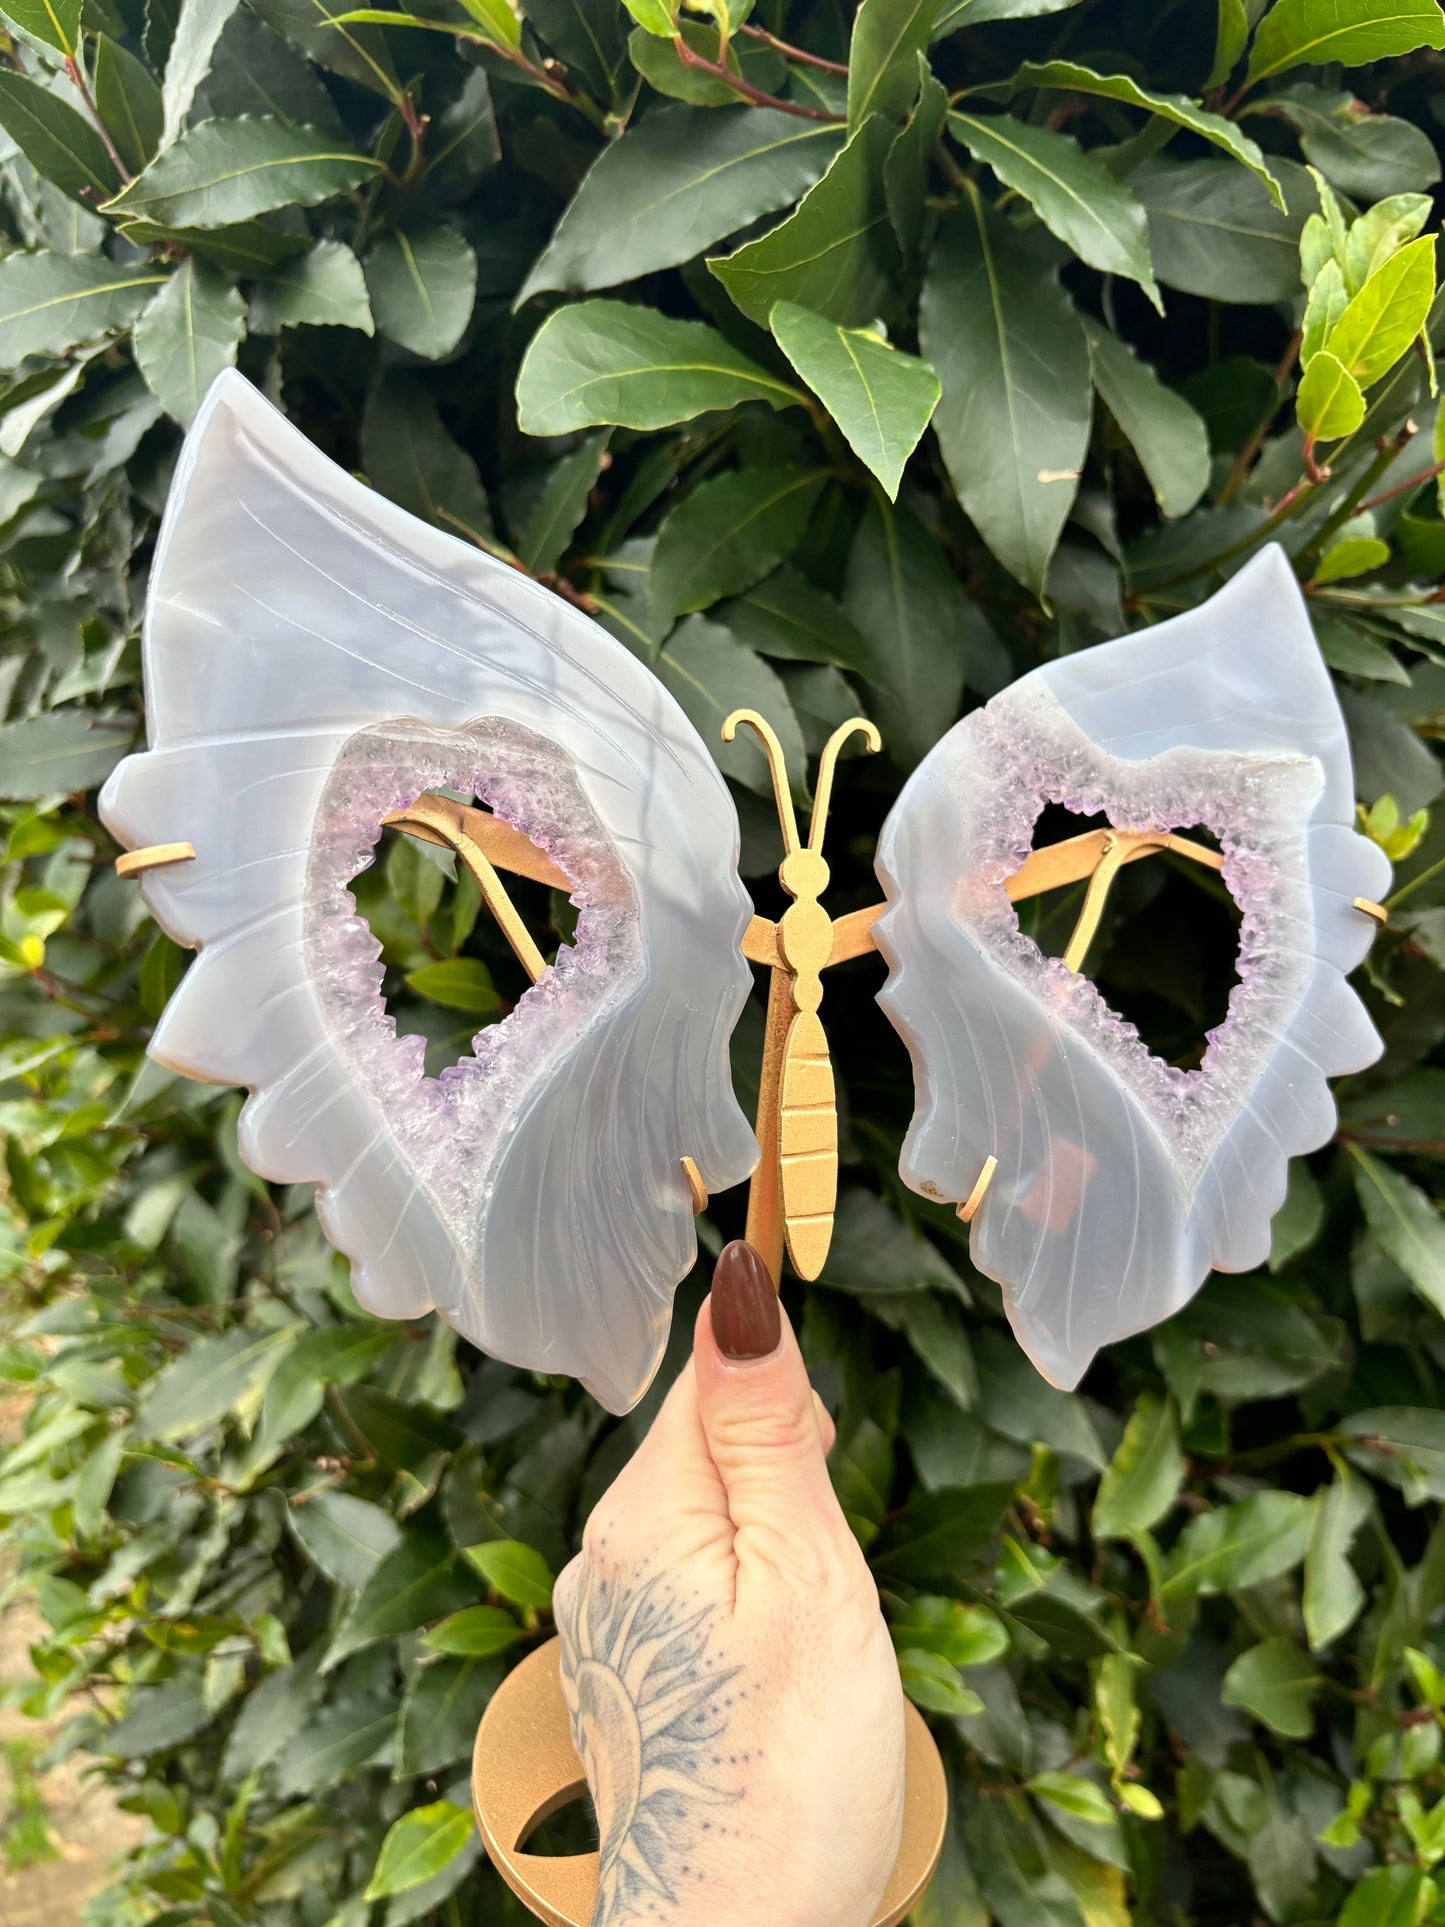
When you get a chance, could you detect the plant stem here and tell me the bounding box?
[738,21,848,74]
[1305,441,1399,560]
[1142,477,1318,597]
[63,52,131,185]
[672,37,845,120]
[1359,457,1445,515]
[1387,851,1445,911]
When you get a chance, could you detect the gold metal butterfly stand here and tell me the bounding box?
[117,711,1389,1926]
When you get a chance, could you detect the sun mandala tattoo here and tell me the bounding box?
[557,1563,745,1925]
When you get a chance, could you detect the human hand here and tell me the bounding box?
[552,1240,906,1927]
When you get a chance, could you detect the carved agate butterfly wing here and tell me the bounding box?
[99,373,757,1416]
[874,548,1387,1390]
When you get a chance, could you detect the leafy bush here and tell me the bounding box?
[1,0,1445,1921]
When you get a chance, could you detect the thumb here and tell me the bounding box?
[694,1241,840,1543]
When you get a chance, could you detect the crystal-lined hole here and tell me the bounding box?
[347,803,578,1079]
[1017,804,1241,1073]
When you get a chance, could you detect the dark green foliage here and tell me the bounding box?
[0,0,1444,1922]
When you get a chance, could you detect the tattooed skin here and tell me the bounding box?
[555,1559,747,1926]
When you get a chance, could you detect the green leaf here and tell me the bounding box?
[1341,1407,1445,1503]
[1324,236,1437,388]
[1029,1771,1116,1827]
[134,1327,294,1440]
[1086,324,1209,519]
[257,1326,393,1452]
[890,1595,1009,1666]
[105,115,381,228]
[770,302,938,500]
[617,0,674,36]
[1314,534,1390,584]
[898,1647,983,1716]
[364,224,475,359]
[1132,156,1310,304]
[519,429,610,573]
[821,1187,967,1296]
[649,466,822,625]
[363,372,491,541]
[103,1678,211,1756]
[1342,190,1431,293]
[519,108,840,301]
[1350,1146,1445,1318]
[286,1489,402,1588]
[884,57,947,256]
[1340,1868,1430,1927]
[0,709,130,797]
[522,0,630,104]
[654,616,806,797]
[872,1482,1015,1581]
[421,1606,523,1657]
[455,0,521,42]
[721,567,873,677]
[198,7,347,133]
[933,0,1080,27]
[367,1802,476,1900]
[270,1694,395,1795]
[628,20,773,104]
[1269,1160,1326,1269]
[326,1532,476,1668]
[94,35,163,174]
[132,257,246,426]
[162,0,243,144]
[398,1657,505,1776]
[919,195,1091,600]
[1303,1466,1370,1649]
[946,111,1159,310]
[0,0,80,55]
[840,493,968,767]
[1092,1393,1183,1540]
[249,237,373,332]
[1296,349,1365,442]
[463,1538,554,1610]
[1164,1490,1315,1598]
[1264,85,1441,200]
[847,0,938,134]
[405,957,501,1014]
[978,59,1286,207]
[1247,0,1445,84]
[1221,1638,1320,1738]
[249,0,400,96]
[709,115,898,327]
[0,72,120,204]
[333,1385,464,1466]
[1210,0,1250,85]
[515,300,801,436]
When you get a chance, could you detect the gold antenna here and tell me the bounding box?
[721,708,801,854]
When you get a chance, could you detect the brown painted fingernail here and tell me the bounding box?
[711,1241,781,1361]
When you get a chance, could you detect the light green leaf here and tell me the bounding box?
[405,958,500,1014]
[890,1596,1009,1666]
[1221,1637,1320,1738]
[135,1327,295,1440]
[947,110,1159,309]
[454,0,521,46]
[841,492,969,767]
[1303,1467,1370,1649]
[0,73,120,205]
[365,223,476,359]
[1092,1393,1183,1540]
[105,115,381,228]
[94,35,164,174]
[709,115,898,327]
[932,0,1080,29]
[421,1606,523,1657]
[1086,324,1209,519]
[1342,190,1431,293]
[0,709,130,797]
[1340,1868,1430,1927]
[0,0,80,55]
[132,257,246,427]
[1296,349,1364,442]
[1325,235,1436,388]
[1314,534,1390,584]
[847,0,938,133]
[515,300,802,436]
[518,107,841,301]
[650,466,822,624]
[1247,0,1445,84]
[919,194,1091,600]
[286,1489,401,1588]
[770,301,938,499]
[363,372,491,541]
[367,1803,476,1901]
[1132,156,1310,304]
[249,237,373,333]
[1350,1145,1445,1318]
[1164,1490,1314,1598]
[977,60,1285,207]
[655,616,806,797]
[617,0,674,32]
[897,1647,983,1716]
[327,1533,476,1668]
[1029,1771,1116,1827]
[162,0,242,143]
[1301,258,1347,365]
[464,1538,554,1610]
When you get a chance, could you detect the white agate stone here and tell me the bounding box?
[874,547,1388,1390]
[100,372,757,1415]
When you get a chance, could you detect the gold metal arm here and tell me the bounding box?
[385,795,549,986]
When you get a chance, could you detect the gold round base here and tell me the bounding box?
[471,1637,948,1927]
